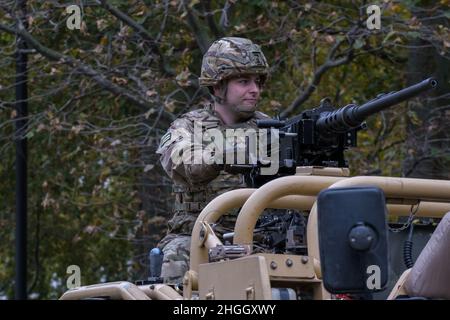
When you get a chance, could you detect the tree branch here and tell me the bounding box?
[156,0,170,44]
[219,0,233,31]
[280,39,354,117]
[0,21,175,123]
[98,0,175,76]
[201,0,224,39]
[181,0,211,54]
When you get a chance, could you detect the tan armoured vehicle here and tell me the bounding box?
[60,78,450,300]
[60,168,450,300]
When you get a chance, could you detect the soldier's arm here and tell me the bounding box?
[157,118,222,186]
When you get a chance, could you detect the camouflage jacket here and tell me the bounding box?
[157,103,270,234]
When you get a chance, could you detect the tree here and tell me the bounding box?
[402,1,450,179]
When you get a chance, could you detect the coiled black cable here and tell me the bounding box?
[403,221,415,269]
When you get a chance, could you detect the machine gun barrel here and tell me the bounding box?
[316,78,437,133]
[356,78,437,121]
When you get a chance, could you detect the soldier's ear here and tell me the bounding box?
[213,82,226,97]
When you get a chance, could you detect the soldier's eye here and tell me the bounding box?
[239,79,249,84]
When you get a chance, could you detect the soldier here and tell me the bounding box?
[156,37,271,284]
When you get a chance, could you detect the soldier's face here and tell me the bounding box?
[225,75,262,114]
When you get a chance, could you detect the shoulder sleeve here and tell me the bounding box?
[156,112,222,186]
[156,117,191,155]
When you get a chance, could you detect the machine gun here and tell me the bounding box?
[240,78,437,187]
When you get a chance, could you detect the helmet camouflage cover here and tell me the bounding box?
[199,37,269,87]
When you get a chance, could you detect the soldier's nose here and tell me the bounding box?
[248,81,260,94]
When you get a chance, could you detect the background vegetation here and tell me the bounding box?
[0,0,448,299]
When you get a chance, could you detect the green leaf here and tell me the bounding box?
[382,30,396,44]
[407,31,421,39]
[353,38,365,49]
[335,35,346,43]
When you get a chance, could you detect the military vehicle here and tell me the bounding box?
[60,78,450,300]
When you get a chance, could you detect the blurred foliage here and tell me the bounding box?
[0,0,448,299]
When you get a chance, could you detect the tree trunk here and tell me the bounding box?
[403,9,450,179]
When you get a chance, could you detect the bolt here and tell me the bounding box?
[286,259,293,267]
[301,256,309,264]
[270,261,277,270]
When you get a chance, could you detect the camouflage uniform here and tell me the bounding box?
[156,104,269,283]
[156,37,270,284]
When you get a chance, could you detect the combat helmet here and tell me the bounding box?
[199,37,269,87]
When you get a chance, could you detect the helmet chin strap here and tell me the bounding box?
[211,84,226,105]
